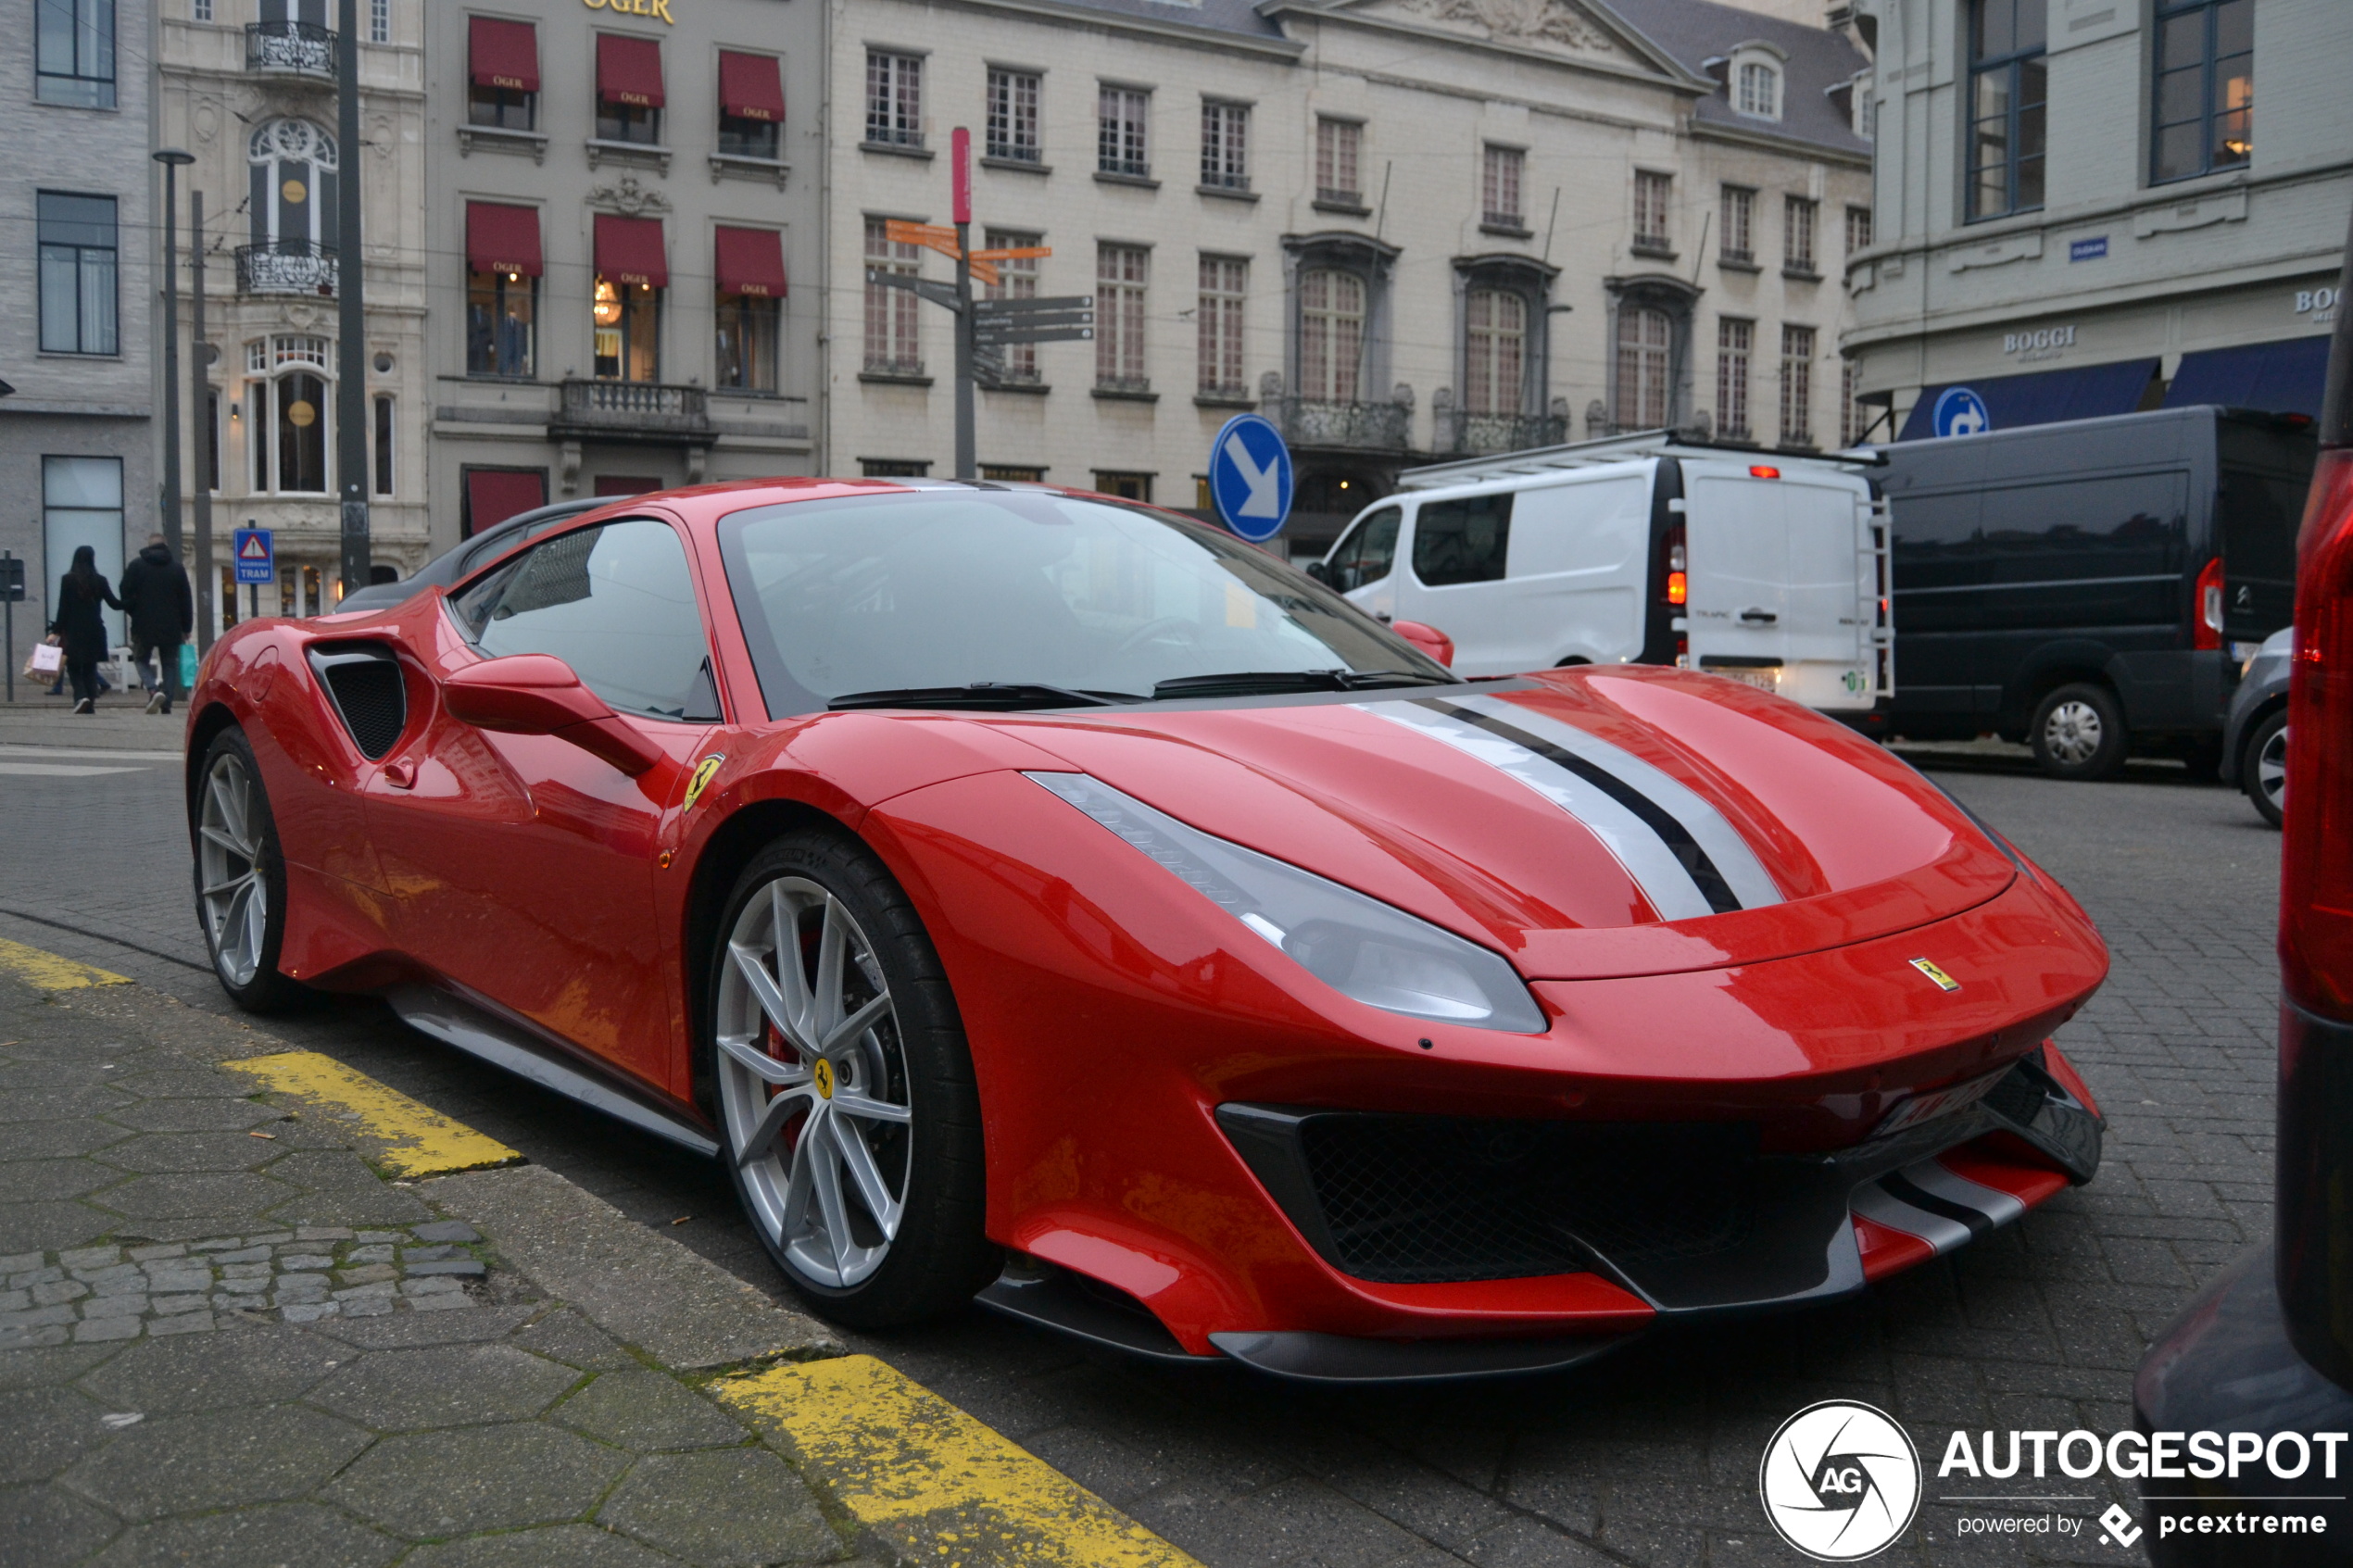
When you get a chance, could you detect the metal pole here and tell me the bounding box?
[6,550,15,706]
[153,153,191,562]
[334,0,370,598]
[950,128,975,481]
[191,191,215,655]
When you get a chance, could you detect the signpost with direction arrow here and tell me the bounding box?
[1206,413,1294,544]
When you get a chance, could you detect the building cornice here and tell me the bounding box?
[928,0,1305,59]
[1259,0,1701,94]
[1685,116,1870,169]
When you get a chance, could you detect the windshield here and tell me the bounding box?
[717,490,1450,717]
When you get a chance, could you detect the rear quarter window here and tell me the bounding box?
[1413,493,1513,586]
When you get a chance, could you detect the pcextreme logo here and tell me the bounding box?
[1759,1400,1922,1561]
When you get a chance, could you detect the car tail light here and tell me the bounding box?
[1749,465,1780,480]
[2194,556,2224,651]
[1662,523,1687,607]
[2281,448,2353,1019]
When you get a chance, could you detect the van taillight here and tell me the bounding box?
[2194,557,2224,651]
[1662,523,1687,607]
[1749,466,1780,480]
[2281,450,2353,1020]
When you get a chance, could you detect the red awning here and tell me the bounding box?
[596,33,664,108]
[469,16,538,93]
[713,226,786,297]
[465,469,546,536]
[594,214,668,289]
[718,51,784,121]
[465,202,543,278]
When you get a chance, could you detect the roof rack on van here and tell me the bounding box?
[1394,429,1886,490]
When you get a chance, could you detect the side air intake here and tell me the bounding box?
[308,645,408,759]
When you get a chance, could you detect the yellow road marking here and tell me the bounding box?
[721,1355,1202,1568]
[221,1051,522,1178]
[0,937,130,991]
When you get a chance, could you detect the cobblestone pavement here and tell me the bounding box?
[0,710,2288,1567]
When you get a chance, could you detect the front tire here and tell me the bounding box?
[2244,711,2287,828]
[192,728,306,1012]
[2030,684,2129,781]
[708,829,993,1328]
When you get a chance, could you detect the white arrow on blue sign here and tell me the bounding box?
[1931,386,1991,439]
[1207,413,1293,544]
[233,527,274,584]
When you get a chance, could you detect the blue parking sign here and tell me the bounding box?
[1207,414,1293,544]
[233,527,274,584]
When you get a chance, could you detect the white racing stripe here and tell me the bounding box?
[1853,1155,2030,1257]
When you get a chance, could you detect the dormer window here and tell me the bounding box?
[1728,44,1787,121]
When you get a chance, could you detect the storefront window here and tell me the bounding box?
[467,270,536,377]
[593,277,660,382]
[716,294,778,392]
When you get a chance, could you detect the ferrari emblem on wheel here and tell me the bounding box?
[812,1058,835,1099]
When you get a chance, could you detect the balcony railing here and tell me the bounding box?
[246,19,335,78]
[555,380,711,438]
[1270,395,1412,451]
[1440,410,1568,456]
[235,241,338,297]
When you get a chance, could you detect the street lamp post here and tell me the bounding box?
[333,0,368,599]
[154,150,195,568]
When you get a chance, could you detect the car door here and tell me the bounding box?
[364,516,721,1091]
[1503,471,1653,666]
[1327,503,1403,622]
[1403,490,1519,674]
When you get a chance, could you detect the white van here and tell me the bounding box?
[1308,434,1893,712]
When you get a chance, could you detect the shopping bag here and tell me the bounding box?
[179,644,198,688]
[25,642,61,679]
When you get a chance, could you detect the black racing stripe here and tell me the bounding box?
[1880,1173,1992,1239]
[1413,699,1743,915]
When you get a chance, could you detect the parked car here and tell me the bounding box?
[334,499,605,615]
[1309,433,1892,715]
[185,478,2107,1382]
[1874,405,2315,780]
[2221,624,2292,826]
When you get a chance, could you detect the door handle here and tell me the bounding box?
[381,759,415,790]
[1376,611,1393,623]
[1739,608,1779,625]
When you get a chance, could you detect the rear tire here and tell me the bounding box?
[191,728,308,1013]
[2244,711,2287,829]
[2030,684,2129,781]
[707,828,995,1328]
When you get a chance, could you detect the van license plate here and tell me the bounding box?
[1718,670,1778,692]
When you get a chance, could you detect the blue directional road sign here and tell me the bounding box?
[1931,386,1991,438]
[233,527,274,584]
[1208,413,1293,544]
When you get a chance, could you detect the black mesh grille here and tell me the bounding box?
[1293,1114,1759,1284]
[320,653,406,759]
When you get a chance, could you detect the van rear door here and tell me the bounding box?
[1683,459,1881,711]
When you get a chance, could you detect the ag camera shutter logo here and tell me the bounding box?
[1759,1400,1922,1561]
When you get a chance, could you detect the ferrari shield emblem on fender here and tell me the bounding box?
[684,755,724,809]
[1908,958,1961,992]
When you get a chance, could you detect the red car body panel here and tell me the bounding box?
[184,480,2111,1359]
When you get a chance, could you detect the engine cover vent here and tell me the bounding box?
[308,645,407,760]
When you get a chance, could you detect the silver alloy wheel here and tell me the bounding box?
[2257,722,2288,813]
[2043,700,2105,766]
[197,751,268,987]
[716,875,912,1289]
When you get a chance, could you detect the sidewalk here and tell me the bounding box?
[0,944,1195,1568]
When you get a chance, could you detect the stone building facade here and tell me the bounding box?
[2,0,157,654]
[822,0,1873,547]
[420,0,824,550]
[1843,0,2350,440]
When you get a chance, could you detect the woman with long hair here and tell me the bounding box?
[50,545,123,715]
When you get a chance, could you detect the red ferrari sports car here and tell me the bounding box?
[185,479,2108,1381]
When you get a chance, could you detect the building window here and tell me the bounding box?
[36,0,115,108]
[1780,324,1815,447]
[368,0,387,44]
[1633,171,1672,251]
[715,295,778,393]
[1201,100,1249,191]
[984,228,1041,383]
[865,51,922,147]
[1094,472,1151,502]
[272,373,330,493]
[862,458,929,478]
[863,219,921,374]
[43,458,122,642]
[982,465,1045,483]
[372,395,394,495]
[468,17,538,131]
[248,119,339,268]
[1844,205,1873,257]
[592,280,659,382]
[1464,289,1526,416]
[193,0,210,19]
[1719,186,1755,265]
[1615,306,1671,430]
[1299,269,1365,403]
[2153,0,2252,183]
[1967,0,2046,220]
[1716,318,1753,440]
[1099,86,1149,178]
[467,270,536,377]
[1096,244,1149,391]
[1482,146,1525,228]
[1315,118,1361,205]
[37,193,118,357]
[206,390,221,491]
[1784,197,1818,274]
[1735,60,1780,119]
[1839,359,1863,446]
[596,34,664,145]
[986,69,1039,162]
[1198,256,1246,397]
[717,52,785,159]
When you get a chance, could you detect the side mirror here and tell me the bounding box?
[1303,559,1334,586]
[1391,620,1455,669]
[441,654,663,776]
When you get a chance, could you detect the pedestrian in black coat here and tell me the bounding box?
[50,545,122,715]
[119,533,195,715]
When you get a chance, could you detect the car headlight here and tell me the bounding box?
[1026,771,1548,1034]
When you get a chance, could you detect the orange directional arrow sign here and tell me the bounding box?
[884,220,957,249]
[968,246,1051,262]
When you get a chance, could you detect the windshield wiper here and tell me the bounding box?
[1150,669,1456,700]
[827,682,1146,712]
